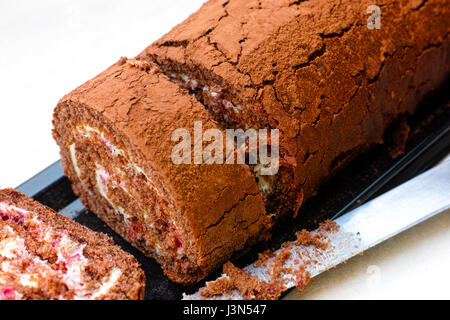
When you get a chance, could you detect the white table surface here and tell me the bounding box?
[0,1,448,300]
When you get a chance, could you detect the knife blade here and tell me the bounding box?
[16,160,64,197]
[183,159,450,300]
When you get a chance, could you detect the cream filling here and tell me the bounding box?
[172,72,279,198]
[0,235,22,260]
[18,274,38,288]
[0,202,28,218]
[254,164,274,196]
[94,164,166,256]
[95,165,133,225]
[77,125,124,157]
[72,125,163,199]
[1,226,56,294]
[0,203,121,300]
[170,72,243,114]
[69,126,138,227]
[57,236,89,297]
[70,125,180,256]
[69,143,82,179]
[90,267,122,299]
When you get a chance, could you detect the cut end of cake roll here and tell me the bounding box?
[0,189,145,300]
[53,60,268,284]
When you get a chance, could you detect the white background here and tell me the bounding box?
[0,1,448,299]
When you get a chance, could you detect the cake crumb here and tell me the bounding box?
[293,265,312,294]
[319,220,340,232]
[295,229,328,250]
[223,262,265,300]
[200,276,234,298]
[253,249,274,268]
[199,219,342,300]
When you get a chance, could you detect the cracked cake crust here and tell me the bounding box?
[53,0,450,285]
[144,0,450,210]
[53,61,267,284]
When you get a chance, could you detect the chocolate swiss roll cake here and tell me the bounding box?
[145,0,450,217]
[0,189,145,300]
[52,60,267,284]
[53,0,449,285]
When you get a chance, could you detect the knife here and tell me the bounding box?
[183,159,450,300]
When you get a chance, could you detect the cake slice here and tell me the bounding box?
[52,60,267,284]
[0,189,145,300]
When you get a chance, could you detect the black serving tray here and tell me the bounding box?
[16,83,450,300]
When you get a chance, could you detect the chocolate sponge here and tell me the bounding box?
[53,61,267,284]
[145,0,450,216]
[53,0,450,285]
[0,189,145,300]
